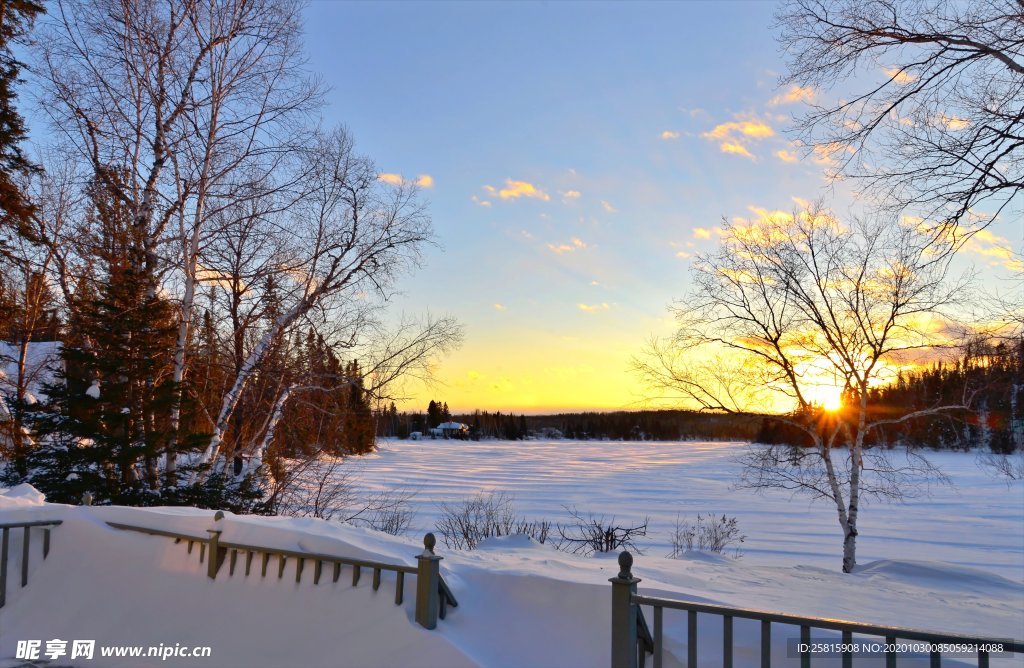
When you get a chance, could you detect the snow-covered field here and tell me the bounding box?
[0,440,1021,668]
[352,439,1024,580]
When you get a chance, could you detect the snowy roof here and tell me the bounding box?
[0,341,63,418]
[436,421,468,430]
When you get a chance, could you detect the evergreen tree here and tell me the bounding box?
[0,0,43,256]
[9,177,178,501]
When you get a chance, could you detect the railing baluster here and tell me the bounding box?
[886,635,896,668]
[21,526,30,587]
[930,649,941,668]
[653,606,663,668]
[842,630,852,668]
[373,567,381,591]
[277,554,286,578]
[43,529,51,559]
[0,527,9,608]
[761,620,771,668]
[723,615,733,668]
[295,556,304,583]
[261,552,269,577]
[688,610,697,668]
[314,559,322,585]
[978,650,988,668]
[395,571,405,605]
[229,549,237,576]
[333,561,341,583]
[245,550,254,576]
[187,540,194,554]
[199,542,205,563]
[800,625,810,668]
[352,564,361,586]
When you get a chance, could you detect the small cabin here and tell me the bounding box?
[431,422,469,439]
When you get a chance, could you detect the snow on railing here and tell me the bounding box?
[609,551,1023,668]
[0,519,62,608]
[105,515,457,630]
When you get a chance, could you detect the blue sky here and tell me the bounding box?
[302,1,849,412]
[301,1,1021,413]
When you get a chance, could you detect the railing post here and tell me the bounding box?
[206,529,223,579]
[206,513,226,580]
[610,551,641,668]
[415,533,442,630]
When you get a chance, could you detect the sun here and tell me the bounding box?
[821,394,843,412]
[805,384,843,412]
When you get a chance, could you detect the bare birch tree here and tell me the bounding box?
[193,127,434,478]
[35,0,319,485]
[777,0,1024,234]
[636,206,973,572]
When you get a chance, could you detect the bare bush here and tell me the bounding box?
[435,492,550,549]
[669,513,746,558]
[977,450,1024,482]
[273,456,415,534]
[555,507,648,556]
[348,489,417,536]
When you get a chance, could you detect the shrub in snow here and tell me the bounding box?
[669,512,746,558]
[274,456,417,535]
[435,491,551,549]
[554,506,648,556]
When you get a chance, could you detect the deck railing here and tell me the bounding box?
[0,520,62,608]
[609,551,1023,668]
[107,514,457,630]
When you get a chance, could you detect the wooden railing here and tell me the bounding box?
[0,520,62,608]
[107,514,457,630]
[609,551,1023,668]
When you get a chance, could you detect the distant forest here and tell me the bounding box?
[382,337,1023,450]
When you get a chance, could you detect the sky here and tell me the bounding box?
[299,1,1022,414]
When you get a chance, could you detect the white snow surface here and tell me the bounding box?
[0,440,1021,667]
[0,342,62,419]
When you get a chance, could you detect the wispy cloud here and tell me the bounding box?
[964,229,1023,270]
[769,85,816,106]
[693,227,712,239]
[600,200,617,213]
[675,250,691,258]
[720,142,755,159]
[703,119,774,140]
[661,130,681,140]
[484,179,550,201]
[471,195,492,207]
[775,149,799,163]
[561,190,582,203]
[702,115,774,160]
[493,303,506,311]
[379,172,434,188]
[883,67,917,85]
[547,237,588,254]
[577,302,610,313]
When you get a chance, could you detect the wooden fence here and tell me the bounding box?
[609,551,1023,668]
[0,519,62,608]
[106,515,457,630]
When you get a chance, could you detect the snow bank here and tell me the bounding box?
[0,497,1021,667]
[0,483,46,509]
[1,441,1022,667]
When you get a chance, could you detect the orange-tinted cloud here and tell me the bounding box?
[547,237,588,254]
[769,85,816,106]
[484,179,551,201]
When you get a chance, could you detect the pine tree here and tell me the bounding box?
[8,177,178,502]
